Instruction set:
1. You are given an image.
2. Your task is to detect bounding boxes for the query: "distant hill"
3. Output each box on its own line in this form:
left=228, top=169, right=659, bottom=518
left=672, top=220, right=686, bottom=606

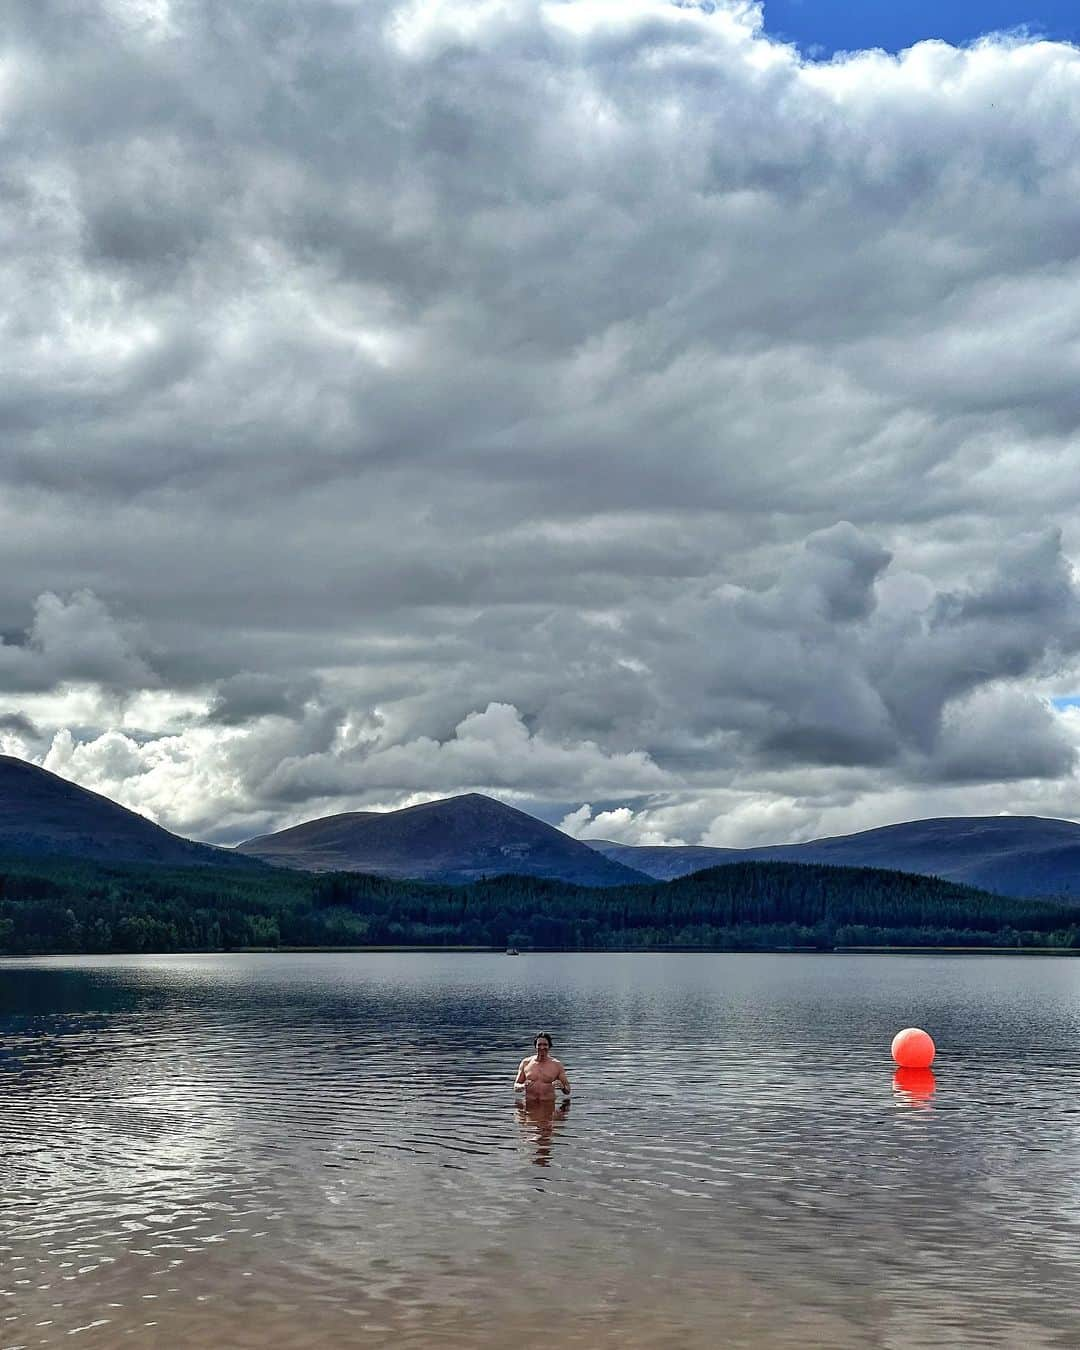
left=589, top=842, right=744, bottom=881
left=0, top=753, right=259, bottom=869
left=236, top=792, right=649, bottom=887
left=588, top=815, right=1080, bottom=899
left=3, top=851, right=1077, bottom=955
left=8, top=745, right=1076, bottom=900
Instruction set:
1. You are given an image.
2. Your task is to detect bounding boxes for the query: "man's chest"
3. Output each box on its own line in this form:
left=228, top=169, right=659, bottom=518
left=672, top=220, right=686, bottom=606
left=527, top=1059, right=559, bottom=1081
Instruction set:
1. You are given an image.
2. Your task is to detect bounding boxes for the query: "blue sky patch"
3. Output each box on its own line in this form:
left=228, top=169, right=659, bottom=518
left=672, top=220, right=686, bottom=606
left=761, top=0, right=1080, bottom=58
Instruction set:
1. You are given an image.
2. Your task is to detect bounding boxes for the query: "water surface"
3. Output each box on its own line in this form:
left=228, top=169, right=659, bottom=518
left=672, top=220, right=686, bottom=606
left=2, top=952, right=1080, bottom=1347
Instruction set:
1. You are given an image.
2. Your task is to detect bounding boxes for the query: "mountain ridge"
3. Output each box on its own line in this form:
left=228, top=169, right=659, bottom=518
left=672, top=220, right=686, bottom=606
left=0, top=753, right=261, bottom=870
left=4, top=747, right=1079, bottom=898
left=236, top=792, right=649, bottom=887
left=587, top=814, right=1080, bottom=898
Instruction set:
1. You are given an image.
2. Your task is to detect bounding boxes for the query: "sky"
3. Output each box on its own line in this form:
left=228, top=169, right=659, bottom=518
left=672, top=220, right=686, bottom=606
left=2, top=0, right=1080, bottom=850
left=761, top=0, right=1080, bottom=57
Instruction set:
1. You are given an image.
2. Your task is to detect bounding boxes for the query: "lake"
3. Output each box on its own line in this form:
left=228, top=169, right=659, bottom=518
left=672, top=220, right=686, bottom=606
left=2, top=951, right=1080, bottom=1348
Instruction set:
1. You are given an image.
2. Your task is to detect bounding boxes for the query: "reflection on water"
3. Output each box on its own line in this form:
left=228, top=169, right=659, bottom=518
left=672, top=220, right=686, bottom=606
left=2, top=951, right=1080, bottom=1347
left=515, top=1098, right=570, bottom=1166
left=892, top=1066, right=937, bottom=1105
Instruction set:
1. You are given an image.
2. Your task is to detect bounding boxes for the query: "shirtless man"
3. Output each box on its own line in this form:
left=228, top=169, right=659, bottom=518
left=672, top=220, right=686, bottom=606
left=514, top=1032, right=570, bottom=1102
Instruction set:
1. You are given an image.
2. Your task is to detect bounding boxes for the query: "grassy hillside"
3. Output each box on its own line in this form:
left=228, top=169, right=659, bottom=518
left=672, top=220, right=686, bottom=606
left=0, top=854, right=1077, bottom=954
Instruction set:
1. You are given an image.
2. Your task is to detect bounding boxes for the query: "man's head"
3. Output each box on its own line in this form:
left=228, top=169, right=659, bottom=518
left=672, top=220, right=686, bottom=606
left=533, top=1032, right=553, bottom=1059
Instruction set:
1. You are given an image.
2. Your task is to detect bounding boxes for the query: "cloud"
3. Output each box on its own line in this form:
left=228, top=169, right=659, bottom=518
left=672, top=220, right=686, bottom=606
left=29, top=701, right=668, bottom=842
left=0, top=710, right=43, bottom=760
left=3, top=1, right=1080, bottom=844
left=259, top=701, right=671, bottom=802
left=0, top=592, right=157, bottom=693
left=6, top=520, right=1080, bottom=847
left=559, top=803, right=688, bottom=846
left=925, top=689, right=1076, bottom=784
left=0, top=712, right=38, bottom=738
left=206, top=673, right=321, bottom=726
left=41, top=723, right=260, bottom=840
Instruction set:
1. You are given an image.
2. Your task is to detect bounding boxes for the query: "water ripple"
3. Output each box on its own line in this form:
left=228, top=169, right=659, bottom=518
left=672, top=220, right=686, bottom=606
left=2, top=952, right=1080, bottom=1347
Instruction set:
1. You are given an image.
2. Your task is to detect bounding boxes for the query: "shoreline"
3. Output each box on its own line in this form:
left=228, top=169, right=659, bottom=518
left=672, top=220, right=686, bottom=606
left=2, top=944, right=1078, bottom=958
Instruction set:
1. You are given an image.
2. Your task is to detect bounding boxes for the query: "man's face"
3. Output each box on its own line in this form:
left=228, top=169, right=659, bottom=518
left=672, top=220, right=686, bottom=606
left=535, top=1038, right=551, bottom=1060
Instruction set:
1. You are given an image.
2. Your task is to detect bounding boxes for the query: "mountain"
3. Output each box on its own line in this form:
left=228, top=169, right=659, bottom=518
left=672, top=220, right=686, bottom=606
left=0, top=753, right=260, bottom=869
left=10, top=745, right=1074, bottom=898
left=588, top=815, right=1080, bottom=899
left=235, top=792, right=650, bottom=886
left=589, top=842, right=745, bottom=881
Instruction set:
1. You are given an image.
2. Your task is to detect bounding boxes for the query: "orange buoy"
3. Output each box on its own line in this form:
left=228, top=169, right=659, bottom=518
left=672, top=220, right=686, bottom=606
left=891, top=1026, right=936, bottom=1069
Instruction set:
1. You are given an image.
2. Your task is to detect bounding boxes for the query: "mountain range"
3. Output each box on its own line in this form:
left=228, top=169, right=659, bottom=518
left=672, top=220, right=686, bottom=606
left=0, top=753, right=259, bottom=870
left=590, top=816, right=1080, bottom=898
left=2, top=751, right=1080, bottom=897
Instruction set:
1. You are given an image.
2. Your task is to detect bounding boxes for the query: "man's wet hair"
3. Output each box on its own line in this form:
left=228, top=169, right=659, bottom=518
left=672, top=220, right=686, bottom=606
left=534, top=1031, right=553, bottom=1048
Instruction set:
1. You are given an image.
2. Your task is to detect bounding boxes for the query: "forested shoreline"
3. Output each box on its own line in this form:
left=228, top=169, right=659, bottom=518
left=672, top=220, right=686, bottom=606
left=1, top=853, right=1078, bottom=955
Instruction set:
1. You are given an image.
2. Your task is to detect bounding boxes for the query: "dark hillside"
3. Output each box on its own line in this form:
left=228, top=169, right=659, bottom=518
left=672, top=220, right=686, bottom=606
left=236, top=792, right=648, bottom=887
left=1, top=853, right=1075, bottom=955
left=0, top=754, right=260, bottom=870
left=591, top=815, right=1080, bottom=899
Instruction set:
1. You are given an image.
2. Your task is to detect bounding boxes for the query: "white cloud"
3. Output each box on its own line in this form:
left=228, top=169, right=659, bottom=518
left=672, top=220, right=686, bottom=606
left=41, top=723, right=257, bottom=839
left=559, top=803, right=687, bottom=846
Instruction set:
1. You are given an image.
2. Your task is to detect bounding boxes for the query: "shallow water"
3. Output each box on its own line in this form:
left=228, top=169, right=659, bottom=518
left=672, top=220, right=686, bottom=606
left=2, top=951, right=1080, bottom=1348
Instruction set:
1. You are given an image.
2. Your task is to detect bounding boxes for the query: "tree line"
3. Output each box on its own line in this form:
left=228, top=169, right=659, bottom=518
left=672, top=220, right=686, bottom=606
left=1, top=853, right=1077, bottom=955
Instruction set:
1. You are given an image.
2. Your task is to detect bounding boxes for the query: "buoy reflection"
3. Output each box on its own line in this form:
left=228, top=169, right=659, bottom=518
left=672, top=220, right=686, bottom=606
left=892, top=1066, right=936, bottom=1105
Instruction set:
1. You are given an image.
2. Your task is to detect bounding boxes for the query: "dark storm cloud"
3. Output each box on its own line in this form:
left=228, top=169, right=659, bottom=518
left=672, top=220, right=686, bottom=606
left=599, top=525, right=1080, bottom=777
left=3, top=0, right=1080, bottom=841
left=0, top=712, right=38, bottom=738
left=206, top=674, right=321, bottom=726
